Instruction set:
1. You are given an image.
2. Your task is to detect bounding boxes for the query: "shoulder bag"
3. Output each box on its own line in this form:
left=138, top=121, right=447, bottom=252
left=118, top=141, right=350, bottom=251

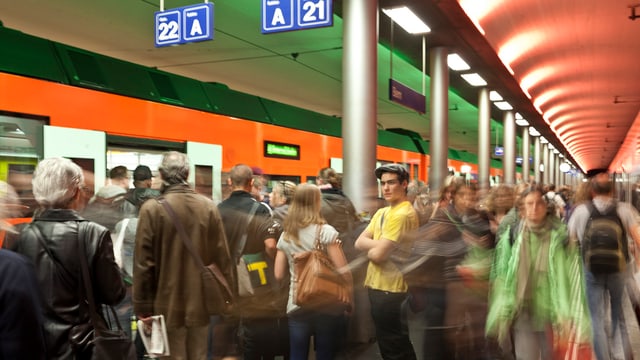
left=158, top=198, right=234, bottom=315
left=76, top=221, right=137, bottom=360
left=294, top=225, right=350, bottom=313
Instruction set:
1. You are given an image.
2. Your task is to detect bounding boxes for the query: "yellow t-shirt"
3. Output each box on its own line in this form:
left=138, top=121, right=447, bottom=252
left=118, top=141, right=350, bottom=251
left=363, top=201, right=418, bottom=293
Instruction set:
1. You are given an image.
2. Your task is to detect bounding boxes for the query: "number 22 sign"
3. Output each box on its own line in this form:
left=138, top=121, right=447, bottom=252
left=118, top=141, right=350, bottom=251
left=155, top=3, right=214, bottom=47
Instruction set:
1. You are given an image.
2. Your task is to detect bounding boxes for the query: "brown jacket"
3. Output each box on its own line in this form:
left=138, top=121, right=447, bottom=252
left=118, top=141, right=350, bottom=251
left=133, top=184, right=232, bottom=327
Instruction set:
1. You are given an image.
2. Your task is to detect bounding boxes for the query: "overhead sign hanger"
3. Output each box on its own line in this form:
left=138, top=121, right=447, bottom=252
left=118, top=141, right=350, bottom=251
left=155, top=0, right=214, bottom=47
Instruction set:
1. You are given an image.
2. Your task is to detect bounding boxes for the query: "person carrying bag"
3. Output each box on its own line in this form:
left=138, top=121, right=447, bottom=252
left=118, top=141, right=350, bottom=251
left=274, top=183, right=353, bottom=360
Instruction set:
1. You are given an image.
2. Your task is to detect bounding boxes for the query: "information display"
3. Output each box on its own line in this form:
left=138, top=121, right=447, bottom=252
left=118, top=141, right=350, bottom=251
left=264, top=141, right=300, bottom=160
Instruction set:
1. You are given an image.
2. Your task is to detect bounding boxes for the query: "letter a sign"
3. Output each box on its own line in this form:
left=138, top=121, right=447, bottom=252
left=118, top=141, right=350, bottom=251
left=262, top=0, right=332, bottom=34
left=155, top=3, right=214, bottom=47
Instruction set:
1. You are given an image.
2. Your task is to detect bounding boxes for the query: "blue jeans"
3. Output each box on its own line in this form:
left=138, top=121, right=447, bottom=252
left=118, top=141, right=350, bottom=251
left=288, top=310, right=345, bottom=360
left=584, top=270, right=628, bottom=360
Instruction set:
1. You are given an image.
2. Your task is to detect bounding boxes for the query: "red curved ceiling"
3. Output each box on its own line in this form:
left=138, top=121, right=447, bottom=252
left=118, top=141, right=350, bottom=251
left=459, top=0, right=640, bottom=173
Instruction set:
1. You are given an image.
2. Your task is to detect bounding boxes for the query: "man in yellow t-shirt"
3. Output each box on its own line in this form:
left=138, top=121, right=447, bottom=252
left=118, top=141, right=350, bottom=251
left=355, top=164, right=418, bottom=360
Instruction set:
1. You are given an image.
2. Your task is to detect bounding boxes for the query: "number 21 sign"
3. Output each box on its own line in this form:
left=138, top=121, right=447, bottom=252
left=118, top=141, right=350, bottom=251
left=262, top=0, right=333, bottom=34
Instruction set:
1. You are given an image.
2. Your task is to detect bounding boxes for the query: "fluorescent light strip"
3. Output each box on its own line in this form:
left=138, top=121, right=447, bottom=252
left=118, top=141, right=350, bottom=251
left=515, top=119, right=529, bottom=126
left=515, top=112, right=523, bottom=119
left=494, top=101, right=513, bottom=110
left=447, top=54, right=470, bottom=71
left=489, top=91, right=503, bottom=101
left=461, top=73, right=487, bottom=86
left=382, top=7, right=431, bottom=34
left=529, top=127, right=540, bottom=136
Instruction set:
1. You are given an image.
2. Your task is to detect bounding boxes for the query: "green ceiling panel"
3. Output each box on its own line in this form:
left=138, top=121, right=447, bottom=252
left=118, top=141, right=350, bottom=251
left=263, top=98, right=341, bottom=137
left=378, top=130, right=420, bottom=153
left=202, top=83, right=271, bottom=124
left=0, top=27, right=66, bottom=83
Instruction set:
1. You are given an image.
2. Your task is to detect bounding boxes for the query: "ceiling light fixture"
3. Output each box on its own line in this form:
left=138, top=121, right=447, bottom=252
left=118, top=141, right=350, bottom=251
left=540, top=137, right=549, bottom=144
left=460, top=73, right=487, bottom=86
left=489, top=91, right=503, bottom=101
left=529, top=127, right=540, bottom=136
left=494, top=101, right=513, bottom=110
left=515, top=119, right=529, bottom=126
left=447, top=53, right=470, bottom=71
left=382, top=7, right=431, bottom=34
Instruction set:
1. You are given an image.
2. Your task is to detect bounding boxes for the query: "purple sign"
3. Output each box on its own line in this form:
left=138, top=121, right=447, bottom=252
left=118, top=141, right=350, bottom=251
left=389, top=79, right=426, bottom=114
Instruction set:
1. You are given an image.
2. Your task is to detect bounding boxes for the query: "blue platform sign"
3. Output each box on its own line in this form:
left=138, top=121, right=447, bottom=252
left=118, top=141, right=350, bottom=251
left=262, top=0, right=332, bottom=34
left=494, top=146, right=504, bottom=157
left=155, top=3, right=214, bottom=47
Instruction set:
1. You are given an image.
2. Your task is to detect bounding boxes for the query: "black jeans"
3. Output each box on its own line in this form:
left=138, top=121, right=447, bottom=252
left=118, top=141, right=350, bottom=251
left=240, top=317, right=289, bottom=360
left=367, top=288, right=416, bottom=360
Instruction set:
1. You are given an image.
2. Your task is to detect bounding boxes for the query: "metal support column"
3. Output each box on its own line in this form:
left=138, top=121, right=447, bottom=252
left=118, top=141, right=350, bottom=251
left=478, top=88, right=491, bottom=191
left=503, top=111, right=516, bottom=185
left=522, top=127, right=530, bottom=184
left=428, top=47, right=449, bottom=200
left=342, top=0, right=378, bottom=215
left=543, top=143, right=550, bottom=185
left=534, top=136, right=541, bottom=184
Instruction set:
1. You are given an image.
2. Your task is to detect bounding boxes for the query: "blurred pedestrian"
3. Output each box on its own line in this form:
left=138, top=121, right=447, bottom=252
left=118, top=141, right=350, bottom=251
left=487, top=185, right=590, bottom=359
left=0, top=180, right=46, bottom=359
left=568, top=172, right=640, bottom=359
left=13, top=158, right=126, bottom=359
left=215, top=164, right=286, bottom=360
left=134, top=151, right=232, bottom=359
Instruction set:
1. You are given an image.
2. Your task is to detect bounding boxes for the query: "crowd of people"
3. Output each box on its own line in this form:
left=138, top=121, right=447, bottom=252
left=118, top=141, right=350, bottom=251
left=2, top=153, right=640, bottom=360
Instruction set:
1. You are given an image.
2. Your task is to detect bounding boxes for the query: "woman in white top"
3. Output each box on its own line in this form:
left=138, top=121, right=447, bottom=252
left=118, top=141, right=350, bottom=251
left=274, top=183, right=353, bottom=360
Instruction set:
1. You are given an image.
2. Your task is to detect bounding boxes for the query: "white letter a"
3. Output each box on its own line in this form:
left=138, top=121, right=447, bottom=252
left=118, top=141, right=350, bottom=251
left=271, top=8, right=285, bottom=26
left=190, top=20, right=203, bottom=36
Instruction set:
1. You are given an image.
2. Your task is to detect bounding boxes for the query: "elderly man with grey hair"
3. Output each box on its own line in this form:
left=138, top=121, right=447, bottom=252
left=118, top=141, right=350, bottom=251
left=133, top=151, right=233, bottom=359
left=13, top=157, right=126, bottom=359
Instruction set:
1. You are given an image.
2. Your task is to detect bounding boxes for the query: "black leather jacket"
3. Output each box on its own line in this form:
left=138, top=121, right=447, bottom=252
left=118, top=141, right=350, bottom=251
left=14, top=209, right=125, bottom=359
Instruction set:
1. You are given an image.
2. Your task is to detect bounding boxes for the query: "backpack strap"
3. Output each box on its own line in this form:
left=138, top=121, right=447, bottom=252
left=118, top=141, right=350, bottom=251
left=233, top=202, right=260, bottom=262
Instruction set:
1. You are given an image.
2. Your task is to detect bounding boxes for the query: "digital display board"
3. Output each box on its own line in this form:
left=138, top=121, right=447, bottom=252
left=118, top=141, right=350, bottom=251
left=264, top=141, right=300, bottom=160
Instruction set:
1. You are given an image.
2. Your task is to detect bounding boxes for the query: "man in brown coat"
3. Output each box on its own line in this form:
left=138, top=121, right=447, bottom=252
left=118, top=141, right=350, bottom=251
left=133, top=151, right=233, bottom=359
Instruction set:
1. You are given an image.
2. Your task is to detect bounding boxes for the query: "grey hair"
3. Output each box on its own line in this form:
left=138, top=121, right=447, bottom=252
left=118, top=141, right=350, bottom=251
left=159, top=151, right=190, bottom=185
left=32, top=157, right=84, bottom=208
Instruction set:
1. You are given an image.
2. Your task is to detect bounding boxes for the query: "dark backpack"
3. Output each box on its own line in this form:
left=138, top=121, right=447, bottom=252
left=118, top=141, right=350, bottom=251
left=320, top=193, right=364, bottom=261
left=583, top=202, right=628, bottom=274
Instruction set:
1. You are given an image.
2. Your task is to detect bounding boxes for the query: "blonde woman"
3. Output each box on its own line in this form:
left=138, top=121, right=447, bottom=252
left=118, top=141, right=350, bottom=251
left=274, top=183, right=353, bottom=360
left=270, top=180, right=296, bottom=225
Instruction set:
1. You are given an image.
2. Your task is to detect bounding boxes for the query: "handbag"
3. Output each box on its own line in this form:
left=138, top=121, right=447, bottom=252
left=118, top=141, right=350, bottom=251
left=76, top=221, right=137, bottom=360
left=294, top=225, right=350, bottom=313
left=158, top=198, right=234, bottom=315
